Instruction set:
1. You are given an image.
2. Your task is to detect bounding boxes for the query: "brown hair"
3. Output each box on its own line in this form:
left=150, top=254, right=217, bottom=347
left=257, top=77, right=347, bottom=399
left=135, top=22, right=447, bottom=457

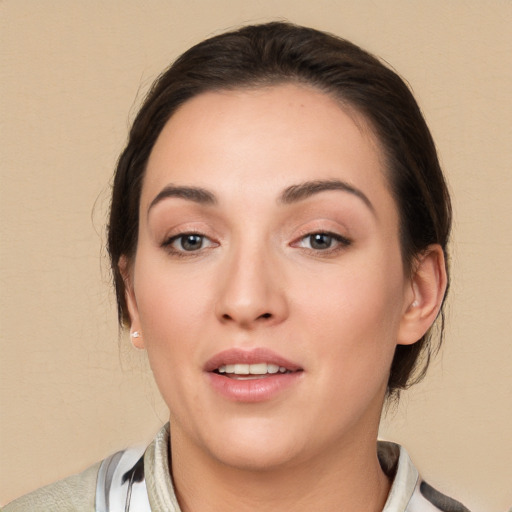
left=108, top=22, right=451, bottom=396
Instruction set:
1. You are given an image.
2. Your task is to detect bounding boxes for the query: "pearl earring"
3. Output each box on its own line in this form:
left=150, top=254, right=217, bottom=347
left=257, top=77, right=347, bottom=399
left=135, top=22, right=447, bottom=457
left=130, top=331, right=144, bottom=350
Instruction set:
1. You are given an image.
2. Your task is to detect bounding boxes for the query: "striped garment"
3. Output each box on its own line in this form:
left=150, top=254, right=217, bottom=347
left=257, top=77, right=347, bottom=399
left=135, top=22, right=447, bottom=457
left=3, top=423, right=470, bottom=511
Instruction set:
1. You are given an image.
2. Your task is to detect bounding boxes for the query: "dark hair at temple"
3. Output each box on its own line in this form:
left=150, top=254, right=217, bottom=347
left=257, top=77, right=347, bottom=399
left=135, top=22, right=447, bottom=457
left=107, top=22, right=451, bottom=397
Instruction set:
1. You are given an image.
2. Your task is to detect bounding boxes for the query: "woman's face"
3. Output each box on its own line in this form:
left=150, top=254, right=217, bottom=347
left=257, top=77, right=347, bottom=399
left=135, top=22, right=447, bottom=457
left=126, top=84, right=417, bottom=470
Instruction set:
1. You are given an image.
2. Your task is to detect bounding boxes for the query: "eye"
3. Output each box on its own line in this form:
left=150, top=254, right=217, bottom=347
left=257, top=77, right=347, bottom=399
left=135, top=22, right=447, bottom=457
left=295, top=232, right=351, bottom=252
left=164, top=233, right=215, bottom=253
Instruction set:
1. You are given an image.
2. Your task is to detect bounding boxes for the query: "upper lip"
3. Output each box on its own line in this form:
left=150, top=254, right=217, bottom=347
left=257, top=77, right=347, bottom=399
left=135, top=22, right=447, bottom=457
left=204, top=348, right=302, bottom=373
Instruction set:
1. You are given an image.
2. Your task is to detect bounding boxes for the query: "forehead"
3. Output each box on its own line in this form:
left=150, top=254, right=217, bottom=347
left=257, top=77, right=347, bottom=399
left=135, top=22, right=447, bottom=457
left=142, top=84, right=394, bottom=216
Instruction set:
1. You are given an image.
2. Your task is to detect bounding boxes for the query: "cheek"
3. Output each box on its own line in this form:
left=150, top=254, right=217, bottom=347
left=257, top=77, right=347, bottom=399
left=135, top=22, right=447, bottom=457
left=133, top=256, right=213, bottom=361
left=133, top=264, right=211, bottom=416
left=296, top=256, right=406, bottom=375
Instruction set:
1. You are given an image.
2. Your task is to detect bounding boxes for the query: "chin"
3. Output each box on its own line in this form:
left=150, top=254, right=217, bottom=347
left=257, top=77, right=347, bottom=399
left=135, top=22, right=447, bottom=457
left=199, top=417, right=309, bottom=472
left=211, top=439, right=301, bottom=472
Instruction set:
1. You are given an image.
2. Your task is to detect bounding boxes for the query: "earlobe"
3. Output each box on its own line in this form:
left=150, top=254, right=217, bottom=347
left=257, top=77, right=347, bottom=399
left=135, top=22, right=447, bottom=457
left=119, top=256, right=145, bottom=349
left=397, top=244, right=447, bottom=346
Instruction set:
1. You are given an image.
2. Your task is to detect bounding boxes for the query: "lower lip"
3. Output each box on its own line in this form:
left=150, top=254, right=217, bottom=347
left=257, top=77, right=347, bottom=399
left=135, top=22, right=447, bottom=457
left=207, top=371, right=302, bottom=402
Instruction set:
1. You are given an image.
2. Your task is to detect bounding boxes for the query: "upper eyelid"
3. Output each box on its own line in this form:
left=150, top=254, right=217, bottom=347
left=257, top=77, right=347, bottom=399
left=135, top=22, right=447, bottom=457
left=163, top=232, right=216, bottom=246
left=163, top=229, right=207, bottom=240
left=160, top=223, right=220, bottom=242
left=157, top=219, right=352, bottom=245
left=291, top=224, right=351, bottom=241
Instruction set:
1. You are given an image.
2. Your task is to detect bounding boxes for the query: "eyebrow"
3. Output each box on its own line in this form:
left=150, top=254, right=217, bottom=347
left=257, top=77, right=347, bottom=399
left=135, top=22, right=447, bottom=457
left=148, top=185, right=217, bottom=213
left=148, top=179, right=374, bottom=215
left=279, top=179, right=375, bottom=213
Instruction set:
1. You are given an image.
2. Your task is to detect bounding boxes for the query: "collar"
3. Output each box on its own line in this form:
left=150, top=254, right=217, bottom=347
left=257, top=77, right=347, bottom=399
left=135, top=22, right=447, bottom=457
left=143, top=424, right=419, bottom=512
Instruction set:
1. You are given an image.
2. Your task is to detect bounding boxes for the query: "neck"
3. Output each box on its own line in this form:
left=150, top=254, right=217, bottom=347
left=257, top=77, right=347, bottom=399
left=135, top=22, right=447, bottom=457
left=169, top=424, right=390, bottom=512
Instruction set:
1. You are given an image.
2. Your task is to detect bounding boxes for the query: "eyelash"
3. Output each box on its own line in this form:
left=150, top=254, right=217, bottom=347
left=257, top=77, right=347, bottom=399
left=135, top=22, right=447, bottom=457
left=292, top=231, right=352, bottom=255
left=161, top=231, right=351, bottom=258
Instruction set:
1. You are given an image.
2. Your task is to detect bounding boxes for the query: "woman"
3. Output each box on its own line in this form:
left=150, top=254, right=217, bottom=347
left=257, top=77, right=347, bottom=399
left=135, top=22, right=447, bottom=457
left=5, top=22, right=469, bottom=511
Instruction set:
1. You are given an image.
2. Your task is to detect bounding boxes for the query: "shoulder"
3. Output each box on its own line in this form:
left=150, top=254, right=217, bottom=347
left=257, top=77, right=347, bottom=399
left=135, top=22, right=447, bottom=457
left=2, top=461, right=100, bottom=512
left=3, top=431, right=159, bottom=512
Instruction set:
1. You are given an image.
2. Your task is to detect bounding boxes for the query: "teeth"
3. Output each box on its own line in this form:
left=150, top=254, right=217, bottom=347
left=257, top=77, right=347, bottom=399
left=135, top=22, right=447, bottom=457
left=235, top=363, right=250, bottom=374
left=217, top=363, right=288, bottom=375
left=267, top=364, right=279, bottom=374
left=249, top=363, right=266, bottom=374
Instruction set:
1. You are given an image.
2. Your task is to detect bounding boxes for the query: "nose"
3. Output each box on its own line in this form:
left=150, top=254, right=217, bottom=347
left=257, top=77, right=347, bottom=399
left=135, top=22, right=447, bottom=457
left=214, top=245, right=289, bottom=329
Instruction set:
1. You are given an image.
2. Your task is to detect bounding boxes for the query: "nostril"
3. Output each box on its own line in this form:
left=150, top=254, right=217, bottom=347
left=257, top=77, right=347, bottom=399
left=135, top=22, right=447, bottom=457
left=218, top=311, right=275, bottom=324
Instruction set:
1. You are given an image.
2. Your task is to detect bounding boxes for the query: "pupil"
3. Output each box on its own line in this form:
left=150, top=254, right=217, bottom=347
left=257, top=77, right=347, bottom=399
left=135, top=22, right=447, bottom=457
left=311, top=233, right=331, bottom=250
left=182, top=234, right=202, bottom=251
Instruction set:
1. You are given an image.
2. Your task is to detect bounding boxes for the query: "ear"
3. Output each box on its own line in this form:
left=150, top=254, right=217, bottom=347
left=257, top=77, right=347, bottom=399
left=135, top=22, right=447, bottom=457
left=397, top=244, right=447, bottom=346
left=119, top=255, right=145, bottom=349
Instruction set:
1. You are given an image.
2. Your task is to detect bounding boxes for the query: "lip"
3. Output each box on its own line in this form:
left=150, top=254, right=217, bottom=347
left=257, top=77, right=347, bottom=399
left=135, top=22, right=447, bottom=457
left=204, top=347, right=302, bottom=372
left=204, top=348, right=303, bottom=403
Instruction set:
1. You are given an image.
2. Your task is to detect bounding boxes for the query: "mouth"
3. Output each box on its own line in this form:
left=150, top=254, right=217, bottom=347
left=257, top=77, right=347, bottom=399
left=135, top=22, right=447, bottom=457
left=214, top=362, right=295, bottom=380
left=204, top=348, right=303, bottom=401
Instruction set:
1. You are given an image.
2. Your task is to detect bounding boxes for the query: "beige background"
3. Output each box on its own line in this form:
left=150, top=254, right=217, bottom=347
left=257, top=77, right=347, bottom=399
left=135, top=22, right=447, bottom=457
left=1, top=1, right=511, bottom=510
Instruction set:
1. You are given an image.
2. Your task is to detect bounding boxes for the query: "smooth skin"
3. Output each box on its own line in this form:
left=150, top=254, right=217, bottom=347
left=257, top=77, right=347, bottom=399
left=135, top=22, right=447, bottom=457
left=121, top=84, right=447, bottom=512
